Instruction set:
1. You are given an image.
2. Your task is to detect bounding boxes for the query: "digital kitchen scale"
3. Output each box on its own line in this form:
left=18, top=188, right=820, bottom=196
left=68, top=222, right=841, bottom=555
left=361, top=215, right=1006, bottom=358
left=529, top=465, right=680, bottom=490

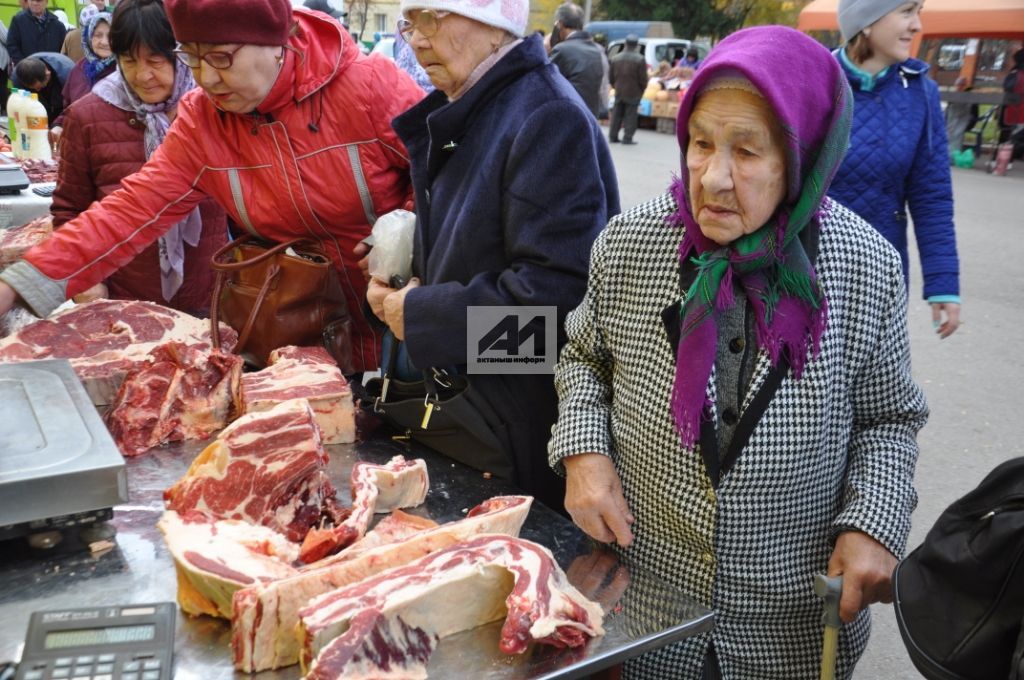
left=16, top=602, right=175, bottom=680
left=0, top=359, right=127, bottom=543
left=0, top=154, right=30, bottom=195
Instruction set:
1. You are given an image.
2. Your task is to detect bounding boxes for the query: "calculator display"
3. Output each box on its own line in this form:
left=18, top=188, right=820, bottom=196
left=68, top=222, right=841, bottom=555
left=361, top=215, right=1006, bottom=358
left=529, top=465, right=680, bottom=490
left=43, top=623, right=156, bottom=649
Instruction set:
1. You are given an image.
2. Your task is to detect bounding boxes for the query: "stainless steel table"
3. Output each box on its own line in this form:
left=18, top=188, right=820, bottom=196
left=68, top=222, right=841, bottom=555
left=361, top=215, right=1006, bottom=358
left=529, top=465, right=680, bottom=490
left=0, top=417, right=713, bottom=679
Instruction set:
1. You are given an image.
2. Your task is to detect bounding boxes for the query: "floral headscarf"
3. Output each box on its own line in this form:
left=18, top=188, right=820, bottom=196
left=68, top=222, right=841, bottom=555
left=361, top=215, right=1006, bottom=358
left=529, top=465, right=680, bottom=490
left=666, top=25, right=853, bottom=447
left=81, top=11, right=115, bottom=84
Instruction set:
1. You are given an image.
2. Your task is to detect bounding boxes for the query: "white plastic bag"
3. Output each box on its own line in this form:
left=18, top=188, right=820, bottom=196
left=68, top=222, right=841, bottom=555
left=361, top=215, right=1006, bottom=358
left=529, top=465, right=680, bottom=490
left=366, top=209, right=416, bottom=286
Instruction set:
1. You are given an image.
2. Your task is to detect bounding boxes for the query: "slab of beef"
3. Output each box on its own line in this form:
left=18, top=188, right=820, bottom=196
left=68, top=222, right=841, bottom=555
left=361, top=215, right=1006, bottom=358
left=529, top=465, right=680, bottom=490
left=105, top=342, right=242, bottom=457
left=242, top=345, right=355, bottom=445
left=299, top=456, right=430, bottom=563
left=0, top=299, right=238, bottom=404
left=231, top=495, right=533, bottom=673
left=298, top=534, right=605, bottom=679
left=20, top=158, right=59, bottom=183
left=158, top=510, right=301, bottom=618
left=0, top=215, right=52, bottom=267
left=163, top=398, right=344, bottom=543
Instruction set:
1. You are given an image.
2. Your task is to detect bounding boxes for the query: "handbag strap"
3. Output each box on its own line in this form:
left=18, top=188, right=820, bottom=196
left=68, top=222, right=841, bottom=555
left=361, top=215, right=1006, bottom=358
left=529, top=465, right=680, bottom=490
left=210, top=234, right=312, bottom=273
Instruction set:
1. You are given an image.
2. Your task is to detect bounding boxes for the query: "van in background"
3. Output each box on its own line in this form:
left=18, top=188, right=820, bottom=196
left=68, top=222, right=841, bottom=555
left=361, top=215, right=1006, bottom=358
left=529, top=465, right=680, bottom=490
left=607, top=38, right=711, bottom=72
left=584, top=20, right=674, bottom=43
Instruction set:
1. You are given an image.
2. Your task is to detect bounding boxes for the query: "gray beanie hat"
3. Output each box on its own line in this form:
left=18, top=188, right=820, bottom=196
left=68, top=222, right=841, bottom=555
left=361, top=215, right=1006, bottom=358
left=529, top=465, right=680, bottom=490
left=838, top=0, right=907, bottom=42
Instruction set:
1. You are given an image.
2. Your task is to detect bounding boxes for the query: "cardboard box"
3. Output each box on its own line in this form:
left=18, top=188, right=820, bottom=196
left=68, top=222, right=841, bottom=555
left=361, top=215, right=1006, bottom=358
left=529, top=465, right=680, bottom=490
left=666, top=102, right=680, bottom=119
left=651, top=101, right=673, bottom=118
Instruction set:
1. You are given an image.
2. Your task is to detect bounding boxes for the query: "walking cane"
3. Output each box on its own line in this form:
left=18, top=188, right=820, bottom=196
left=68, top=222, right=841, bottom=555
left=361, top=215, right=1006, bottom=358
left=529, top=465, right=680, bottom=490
left=814, top=574, right=843, bottom=680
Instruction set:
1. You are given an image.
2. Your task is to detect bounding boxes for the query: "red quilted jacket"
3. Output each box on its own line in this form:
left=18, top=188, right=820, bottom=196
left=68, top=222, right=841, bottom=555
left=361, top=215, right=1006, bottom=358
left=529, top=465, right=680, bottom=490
left=22, top=8, right=423, bottom=371
left=52, top=92, right=228, bottom=315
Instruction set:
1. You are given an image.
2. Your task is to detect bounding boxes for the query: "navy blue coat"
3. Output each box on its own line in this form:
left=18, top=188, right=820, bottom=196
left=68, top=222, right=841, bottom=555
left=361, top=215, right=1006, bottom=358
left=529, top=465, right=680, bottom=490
left=6, top=10, right=67, bottom=65
left=392, top=34, right=619, bottom=509
left=829, top=56, right=959, bottom=299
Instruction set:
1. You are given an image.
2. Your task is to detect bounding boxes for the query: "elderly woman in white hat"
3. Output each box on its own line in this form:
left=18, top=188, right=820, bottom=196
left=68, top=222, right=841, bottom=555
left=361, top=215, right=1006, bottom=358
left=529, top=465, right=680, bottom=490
left=366, top=0, right=619, bottom=512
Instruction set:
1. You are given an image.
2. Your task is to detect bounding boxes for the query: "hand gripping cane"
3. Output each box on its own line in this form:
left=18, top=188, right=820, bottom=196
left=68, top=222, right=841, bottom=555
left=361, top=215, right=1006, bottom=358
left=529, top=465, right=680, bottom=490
left=814, top=574, right=843, bottom=680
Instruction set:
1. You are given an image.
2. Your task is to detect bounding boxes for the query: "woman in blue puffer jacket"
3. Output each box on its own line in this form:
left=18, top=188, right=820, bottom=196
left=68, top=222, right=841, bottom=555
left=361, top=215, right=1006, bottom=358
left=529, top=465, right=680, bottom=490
left=830, top=0, right=961, bottom=338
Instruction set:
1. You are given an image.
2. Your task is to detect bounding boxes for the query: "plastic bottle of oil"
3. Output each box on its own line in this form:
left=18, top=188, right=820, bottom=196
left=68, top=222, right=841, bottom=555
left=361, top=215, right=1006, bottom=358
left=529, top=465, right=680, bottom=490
left=22, top=93, right=52, bottom=162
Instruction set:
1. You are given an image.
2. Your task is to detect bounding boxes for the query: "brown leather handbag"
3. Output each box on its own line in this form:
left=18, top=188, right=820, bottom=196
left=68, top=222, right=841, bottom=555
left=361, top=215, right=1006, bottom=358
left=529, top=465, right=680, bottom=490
left=210, top=235, right=353, bottom=371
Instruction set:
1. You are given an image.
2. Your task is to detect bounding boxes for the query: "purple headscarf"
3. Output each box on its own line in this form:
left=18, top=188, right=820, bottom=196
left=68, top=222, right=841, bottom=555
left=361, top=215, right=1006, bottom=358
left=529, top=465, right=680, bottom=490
left=93, top=60, right=201, bottom=302
left=666, top=25, right=853, bottom=446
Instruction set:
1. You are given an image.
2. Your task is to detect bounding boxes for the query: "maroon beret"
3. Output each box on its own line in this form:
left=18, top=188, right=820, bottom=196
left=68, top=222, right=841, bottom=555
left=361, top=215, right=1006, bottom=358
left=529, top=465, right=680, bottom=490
left=165, top=0, right=292, bottom=46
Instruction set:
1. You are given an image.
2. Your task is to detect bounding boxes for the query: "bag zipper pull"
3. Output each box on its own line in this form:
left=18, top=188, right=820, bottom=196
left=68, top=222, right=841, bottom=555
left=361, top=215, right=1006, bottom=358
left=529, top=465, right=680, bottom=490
left=421, top=370, right=440, bottom=429
left=421, top=396, right=437, bottom=429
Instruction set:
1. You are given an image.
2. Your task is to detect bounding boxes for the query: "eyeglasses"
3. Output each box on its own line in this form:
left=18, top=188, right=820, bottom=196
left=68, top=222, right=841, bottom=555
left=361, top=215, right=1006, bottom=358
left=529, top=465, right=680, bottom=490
left=173, top=43, right=245, bottom=70
left=397, top=10, right=449, bottom=42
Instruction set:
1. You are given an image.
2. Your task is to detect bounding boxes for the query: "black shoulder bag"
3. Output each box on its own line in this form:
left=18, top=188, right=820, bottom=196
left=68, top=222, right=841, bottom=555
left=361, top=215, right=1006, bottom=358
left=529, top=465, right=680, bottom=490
left=363, top=336, right=515, bottom=481
left=893, top=456, right=1024, bottom=680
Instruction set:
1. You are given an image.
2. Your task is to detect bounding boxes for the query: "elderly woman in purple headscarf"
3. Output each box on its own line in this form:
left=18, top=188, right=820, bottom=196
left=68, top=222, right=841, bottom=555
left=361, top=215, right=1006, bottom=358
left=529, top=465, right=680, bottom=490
left=550, top=25, right=928, bottom=679
left=50, top=0, right=226, bottom=314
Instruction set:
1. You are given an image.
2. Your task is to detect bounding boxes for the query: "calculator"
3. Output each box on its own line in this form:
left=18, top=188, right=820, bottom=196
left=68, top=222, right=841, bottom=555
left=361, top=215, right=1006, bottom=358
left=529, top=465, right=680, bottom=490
left=15, top=603, right=175, bottom=680
left=31, top=184, right=56, bottom=197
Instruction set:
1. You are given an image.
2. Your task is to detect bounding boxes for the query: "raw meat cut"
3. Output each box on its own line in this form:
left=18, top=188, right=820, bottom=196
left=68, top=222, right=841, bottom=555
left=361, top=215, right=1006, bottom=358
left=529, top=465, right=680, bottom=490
left=231, top=495, right=533, bottom=673
left=298, top=534, right=605, bottom=679
left=105, top=342, right=242, bottom=457
left=242, top=345, right=355, bottom=445
left=0, top=299, right=237, bottom=404
left=0, top=215, right=52, bottom=266
left=163, top=398, right=345, bottom=543
left=299, top=456, right=430, bottom=563
left=158, top=510, right=300, bottom=618
left=19, top=158, right=58, bottom=184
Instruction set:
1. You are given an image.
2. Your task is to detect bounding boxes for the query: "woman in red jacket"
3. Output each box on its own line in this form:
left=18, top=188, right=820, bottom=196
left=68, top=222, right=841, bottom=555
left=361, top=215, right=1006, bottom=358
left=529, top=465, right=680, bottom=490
left=51, top=0, right=227, bottom=316
left=0, top=0, right=422, bottom=373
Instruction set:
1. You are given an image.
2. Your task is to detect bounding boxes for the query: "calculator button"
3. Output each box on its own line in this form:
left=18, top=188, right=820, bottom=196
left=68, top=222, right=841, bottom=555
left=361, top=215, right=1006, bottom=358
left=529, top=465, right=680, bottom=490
left=71, top=676, right=91, bottom=680
left=121, top=673, right=139, bottom=680
left=94, top=675, right=113, bottom=680
left=141, top=672, right=161, bottom=680
left=142, top=660, right=160, bottom=670
left=75, top=656, right=95, bottom=664
left=51, top=669, right=71, bottom=678
left=54, top=658, right=73, bottom=667
left=123, top=661, right=141, bottom=671
left=72, top=666, right=93, bottom=676
left=96, top=663, right=114, bottom=673
left=22, top=670, right=43, bottom=680
left=97, top=653, right=116, bottom=663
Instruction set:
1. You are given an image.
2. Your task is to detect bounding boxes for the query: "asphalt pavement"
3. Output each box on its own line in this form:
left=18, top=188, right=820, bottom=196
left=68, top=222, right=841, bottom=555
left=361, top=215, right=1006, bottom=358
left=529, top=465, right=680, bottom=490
left=602, top=125, right=1024, bottom=679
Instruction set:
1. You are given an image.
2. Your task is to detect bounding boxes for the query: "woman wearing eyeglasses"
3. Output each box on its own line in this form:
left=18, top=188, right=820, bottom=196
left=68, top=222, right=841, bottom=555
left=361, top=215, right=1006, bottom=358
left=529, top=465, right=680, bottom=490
left=0, top=0, right=424, bottom=375
left=366, top=0, right=619, bottom=511
left=48, top=0, right=227, bottom=315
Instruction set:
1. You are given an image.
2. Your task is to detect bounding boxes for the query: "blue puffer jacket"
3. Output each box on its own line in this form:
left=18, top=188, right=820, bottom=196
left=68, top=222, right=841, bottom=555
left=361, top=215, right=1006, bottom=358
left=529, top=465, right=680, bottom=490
left=829, top=55, right=959, bottom=299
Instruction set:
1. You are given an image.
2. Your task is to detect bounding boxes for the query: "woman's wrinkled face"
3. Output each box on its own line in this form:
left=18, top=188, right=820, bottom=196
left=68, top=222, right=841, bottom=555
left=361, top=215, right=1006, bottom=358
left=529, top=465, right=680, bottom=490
left=406, top=11, right=503, bottom=97
left=119, top=45, right=176, bottom=104
left=178, top=43, right=282, bottom=114
left=686, top=88, right=787, bottom=246
left=867, top=1, right=923, bottom=65
left=91, top=21, right=112, bottom=60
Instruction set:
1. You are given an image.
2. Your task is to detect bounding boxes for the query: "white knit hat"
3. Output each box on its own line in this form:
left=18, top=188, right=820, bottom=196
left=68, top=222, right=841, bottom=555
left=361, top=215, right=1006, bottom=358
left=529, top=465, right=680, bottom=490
left=400, top=0, right=529, bottom=38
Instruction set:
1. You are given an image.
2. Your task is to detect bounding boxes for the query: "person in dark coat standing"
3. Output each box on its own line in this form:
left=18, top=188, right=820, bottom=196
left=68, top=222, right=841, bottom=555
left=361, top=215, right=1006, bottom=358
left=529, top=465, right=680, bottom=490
left=370, top=0, right=619, bottom=512
left=7, top=0, right=68, bottom=66
left=548, top=2, right=604, bottom=117
left=608, top=33, right=647, bottom=145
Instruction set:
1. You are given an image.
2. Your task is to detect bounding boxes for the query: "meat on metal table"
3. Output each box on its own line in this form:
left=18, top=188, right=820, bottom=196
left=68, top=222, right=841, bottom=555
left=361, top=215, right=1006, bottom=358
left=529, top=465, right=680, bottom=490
left=0, top=422, right=713, bottom=679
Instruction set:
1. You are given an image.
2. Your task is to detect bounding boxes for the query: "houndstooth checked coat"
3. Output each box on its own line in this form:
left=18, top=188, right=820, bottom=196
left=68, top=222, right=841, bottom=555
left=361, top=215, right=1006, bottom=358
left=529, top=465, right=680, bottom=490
left=549, top=193, right=929, bottom=679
